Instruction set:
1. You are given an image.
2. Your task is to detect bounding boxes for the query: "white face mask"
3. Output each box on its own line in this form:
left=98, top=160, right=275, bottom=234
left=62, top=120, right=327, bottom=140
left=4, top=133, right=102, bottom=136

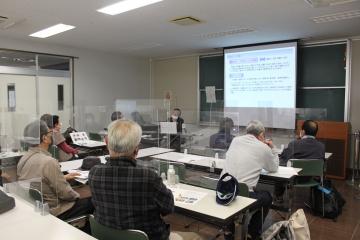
left=171, top=115, right=178, bottom=120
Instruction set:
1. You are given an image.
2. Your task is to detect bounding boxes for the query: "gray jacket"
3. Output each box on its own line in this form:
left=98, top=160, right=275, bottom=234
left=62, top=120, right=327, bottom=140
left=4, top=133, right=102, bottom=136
left=17, top=147, right=79, bottom=216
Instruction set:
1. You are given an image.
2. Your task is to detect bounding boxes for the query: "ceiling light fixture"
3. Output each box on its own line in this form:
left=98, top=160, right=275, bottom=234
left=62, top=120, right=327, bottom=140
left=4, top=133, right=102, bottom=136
left=29, top=24, right=75, bottom=38
left=97, top=0, right=163, bottom=15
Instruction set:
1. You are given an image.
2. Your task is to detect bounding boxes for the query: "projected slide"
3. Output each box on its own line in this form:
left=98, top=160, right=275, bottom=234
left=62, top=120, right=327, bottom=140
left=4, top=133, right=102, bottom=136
left=224, top=42, right=297, bottom=129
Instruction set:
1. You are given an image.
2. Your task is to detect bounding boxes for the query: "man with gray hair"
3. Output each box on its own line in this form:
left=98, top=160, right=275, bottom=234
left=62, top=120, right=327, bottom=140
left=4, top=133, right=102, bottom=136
left=222, top=120, right=279, bottom=240
left=88, top=120, right=202, bottom=240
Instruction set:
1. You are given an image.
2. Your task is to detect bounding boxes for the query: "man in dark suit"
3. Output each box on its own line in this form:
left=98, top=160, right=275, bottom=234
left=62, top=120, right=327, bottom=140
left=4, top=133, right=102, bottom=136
left=279, top=120, right=325, bottom=165
left=209, top=117, right=235, bottom=149
left=275, top=120, right=325, bottom=202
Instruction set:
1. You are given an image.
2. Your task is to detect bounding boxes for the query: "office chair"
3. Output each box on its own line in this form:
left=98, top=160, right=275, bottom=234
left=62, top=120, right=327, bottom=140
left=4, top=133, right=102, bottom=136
left=89, top=215, right=149, bottom=240
left=289, top=159, right=324, bottom=216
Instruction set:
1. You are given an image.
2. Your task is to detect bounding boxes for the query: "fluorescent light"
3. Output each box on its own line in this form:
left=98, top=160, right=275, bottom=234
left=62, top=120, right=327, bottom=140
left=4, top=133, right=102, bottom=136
left=97, top=0, right=163, bottom=15
left=29, top=24, right=75, bottom=38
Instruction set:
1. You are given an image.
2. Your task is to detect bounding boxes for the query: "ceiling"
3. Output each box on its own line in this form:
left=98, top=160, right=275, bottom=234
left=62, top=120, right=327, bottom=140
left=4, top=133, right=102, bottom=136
left=0, top=0, right=360, bottom=58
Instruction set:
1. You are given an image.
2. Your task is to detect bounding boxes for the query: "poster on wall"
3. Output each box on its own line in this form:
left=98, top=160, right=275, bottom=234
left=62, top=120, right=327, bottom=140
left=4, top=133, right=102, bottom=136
left=205, top=86, right=216, bottom=103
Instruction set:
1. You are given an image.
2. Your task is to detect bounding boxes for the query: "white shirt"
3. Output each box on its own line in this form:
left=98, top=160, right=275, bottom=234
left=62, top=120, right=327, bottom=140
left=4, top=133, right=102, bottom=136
left=221, top=134, right=279, bottom=191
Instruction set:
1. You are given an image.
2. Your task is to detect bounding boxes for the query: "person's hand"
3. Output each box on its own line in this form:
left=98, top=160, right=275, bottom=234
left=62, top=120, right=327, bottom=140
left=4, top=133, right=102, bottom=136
left=264, top=138, right=274, bottom=149
left=65, top=172, right=80, bottom=181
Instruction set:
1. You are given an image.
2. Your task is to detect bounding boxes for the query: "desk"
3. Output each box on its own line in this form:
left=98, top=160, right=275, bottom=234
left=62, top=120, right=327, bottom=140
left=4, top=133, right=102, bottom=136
left=151, top=152, right=224, bottom=169
left=152, top=152, right=301, bottom=214
left=167, top=182, right=255, bottom=227
left=60, top=147, right=175, bottom=172
left=0, top=188, right=95, bottom=239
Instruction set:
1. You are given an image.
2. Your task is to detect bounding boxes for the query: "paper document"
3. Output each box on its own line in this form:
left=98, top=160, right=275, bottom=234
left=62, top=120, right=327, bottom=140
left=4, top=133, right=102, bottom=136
left=261, top=166, right=299, bottom=176
left=205, top=86, right=217, bottom=103
left=68, top=169, right=89, bottom=179
left=168, top=187, right=207, bottom=205
left=160, top=122, right=177, bottom=134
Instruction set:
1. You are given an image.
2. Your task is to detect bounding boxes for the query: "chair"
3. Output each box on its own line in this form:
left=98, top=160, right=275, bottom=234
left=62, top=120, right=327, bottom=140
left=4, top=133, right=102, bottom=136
left=48, top=145, right=60, bottom=160
left=237, top=182, right=263, bottom=240
left=89, top=215, right=149, bottom=240
left=289, top=159, right=324, bottom=215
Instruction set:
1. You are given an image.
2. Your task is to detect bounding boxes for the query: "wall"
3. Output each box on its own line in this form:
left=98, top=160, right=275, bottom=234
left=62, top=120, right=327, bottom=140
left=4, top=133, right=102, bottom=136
left=151, top=56, right=198, bottom=123
left=0, top=36, right=150, bottom=123
left=350, top=40, right=360, bottom=131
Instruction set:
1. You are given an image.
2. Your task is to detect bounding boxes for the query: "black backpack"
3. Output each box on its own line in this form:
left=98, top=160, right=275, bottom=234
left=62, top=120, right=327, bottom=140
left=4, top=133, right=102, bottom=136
left=0, top=189, right=15, bottom=214
left=311, top=180, right=345, bottom=221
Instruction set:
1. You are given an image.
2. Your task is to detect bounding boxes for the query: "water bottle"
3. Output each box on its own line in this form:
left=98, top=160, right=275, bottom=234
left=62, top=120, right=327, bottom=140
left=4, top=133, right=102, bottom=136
left=210, top=160, right=216, bottom=173
left=167, top=165, right=176, bottom=186
left=160, top=172, right=166, bottom=182
left=214, top=152, right=219, bottom=159
left=184, top=148, right=188, bottom=154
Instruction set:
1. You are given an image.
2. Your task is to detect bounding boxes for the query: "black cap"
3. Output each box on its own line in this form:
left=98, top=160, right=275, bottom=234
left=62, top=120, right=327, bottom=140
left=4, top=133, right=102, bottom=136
left=216, top=173, right=239, bottom=205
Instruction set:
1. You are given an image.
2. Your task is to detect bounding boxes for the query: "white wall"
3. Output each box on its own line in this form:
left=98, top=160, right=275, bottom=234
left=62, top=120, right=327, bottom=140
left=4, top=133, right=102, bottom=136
left=0, top=36, right=150, bottom=128
left=151, top=56, right=199, bottom=123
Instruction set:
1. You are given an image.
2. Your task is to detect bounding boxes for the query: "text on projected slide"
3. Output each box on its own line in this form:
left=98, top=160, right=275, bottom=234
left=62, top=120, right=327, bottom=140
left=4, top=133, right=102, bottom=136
left=225, top=47, right=296, bottom=108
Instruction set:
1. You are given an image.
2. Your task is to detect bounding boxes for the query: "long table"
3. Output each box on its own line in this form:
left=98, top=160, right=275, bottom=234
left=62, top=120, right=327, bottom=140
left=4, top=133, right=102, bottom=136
left=166, top=182, right=256, bottom=231
left=0, top=188, right=96, bottom=239
left=60, top=147, right=174, bottom=172
left=151, top=152, right=301, bottom=180
left=150, top=152, right=302, bottom=215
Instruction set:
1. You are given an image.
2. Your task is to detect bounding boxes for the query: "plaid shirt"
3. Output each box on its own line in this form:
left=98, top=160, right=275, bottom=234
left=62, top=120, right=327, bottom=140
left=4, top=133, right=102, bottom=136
left=88, top=156, right=174, bottom=240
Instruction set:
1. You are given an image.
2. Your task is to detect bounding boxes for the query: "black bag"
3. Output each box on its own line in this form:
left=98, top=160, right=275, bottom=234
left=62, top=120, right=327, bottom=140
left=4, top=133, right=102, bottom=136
left=63, top=126, right=77, bottom=144
left=311, top=180, right=345, bottom=221
left=80, top=156, right=101, bottom=170
left=0, top=189, right=15, bottom=214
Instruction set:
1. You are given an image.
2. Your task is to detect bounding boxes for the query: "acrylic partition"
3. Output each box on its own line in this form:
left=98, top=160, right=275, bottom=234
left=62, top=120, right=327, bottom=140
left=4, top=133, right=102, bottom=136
left=2, top=118, right=60, bottom=215
left=73, top=99, right=171, bottom=149
left=162, top=108, right=326, bottom=158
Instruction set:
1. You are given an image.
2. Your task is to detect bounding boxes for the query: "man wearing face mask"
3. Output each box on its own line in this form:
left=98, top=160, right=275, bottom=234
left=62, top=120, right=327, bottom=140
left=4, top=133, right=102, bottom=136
left=17, top=120, right=94, bottom=220
left=169, top=108, right=184, bottom=151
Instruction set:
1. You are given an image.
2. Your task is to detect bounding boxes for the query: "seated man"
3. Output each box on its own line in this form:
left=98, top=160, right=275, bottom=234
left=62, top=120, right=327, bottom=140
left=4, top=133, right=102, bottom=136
left=279, top=120, right=325, bottom=164
left=274, top=120, right=325, bottom=201
left=17, top=120, right=93, bottom=220
left=111, top=111, right=123, bottom=122
left=209, top=117, right=235, bottom=149
left=88, top=120, right=202, bottom=240
left=221, top=120, right=279, bottom=240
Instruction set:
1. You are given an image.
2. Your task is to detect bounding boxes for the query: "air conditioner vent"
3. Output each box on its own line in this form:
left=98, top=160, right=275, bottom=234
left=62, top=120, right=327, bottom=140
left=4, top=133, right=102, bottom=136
left=199, top=28, right=255, bottom=39
left=170, top=16, right=202, bottom=26
left=0, top=16, right=25, bottom=30
left=311, top=9, right=360, bottom=23
left=0, top=16, right=8, bottom=24
left=305, top=0, right=358, bottom=7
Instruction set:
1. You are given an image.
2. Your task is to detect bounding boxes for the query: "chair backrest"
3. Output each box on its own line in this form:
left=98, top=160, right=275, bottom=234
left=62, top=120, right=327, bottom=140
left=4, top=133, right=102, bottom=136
left=89, top=215, right=149, bottom=240
left=29, top=187, right=43, bottom=203
left=48, top=145, right=60, bottom=160
left=290, top=159, right=324, bottom=177
left=237, top=182, right=249, bottom=197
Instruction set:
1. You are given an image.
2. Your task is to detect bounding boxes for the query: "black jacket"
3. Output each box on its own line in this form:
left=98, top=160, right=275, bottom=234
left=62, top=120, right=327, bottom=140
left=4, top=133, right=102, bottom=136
left=279, top=137, right=325, bottom=165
